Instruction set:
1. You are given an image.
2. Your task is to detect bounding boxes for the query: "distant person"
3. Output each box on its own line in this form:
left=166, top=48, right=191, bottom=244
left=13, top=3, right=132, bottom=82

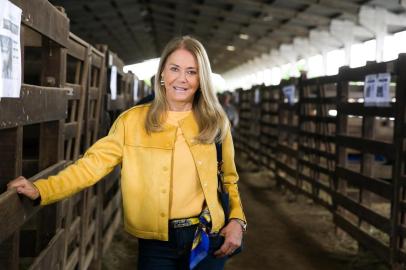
left=8, top=36, right=246, bottom=270
left=221, top=91, right=239, bottom=133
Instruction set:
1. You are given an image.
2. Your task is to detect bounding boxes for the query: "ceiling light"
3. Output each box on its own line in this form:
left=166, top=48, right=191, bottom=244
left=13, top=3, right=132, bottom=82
left=239, top=33, right=249, bottom=40
left=227, top=45, right=235, bottom=51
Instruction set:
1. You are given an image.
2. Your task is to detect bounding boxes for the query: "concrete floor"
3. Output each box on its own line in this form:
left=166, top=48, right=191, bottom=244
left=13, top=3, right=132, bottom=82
left=102, top=155, right=388, bottom=270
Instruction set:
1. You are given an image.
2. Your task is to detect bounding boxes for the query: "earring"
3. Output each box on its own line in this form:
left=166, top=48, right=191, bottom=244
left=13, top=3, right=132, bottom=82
left=160, top=77, right=165, bottom=86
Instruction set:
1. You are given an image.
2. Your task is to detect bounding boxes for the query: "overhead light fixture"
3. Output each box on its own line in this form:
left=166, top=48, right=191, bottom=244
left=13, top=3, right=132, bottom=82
left=239, top=33, right=249, bottom=40
left=226, top=45, right=235, bottom=51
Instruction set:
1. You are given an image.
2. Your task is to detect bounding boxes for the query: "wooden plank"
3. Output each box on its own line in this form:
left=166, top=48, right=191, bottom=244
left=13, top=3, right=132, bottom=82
left=0, top=161, right=67, bottom=242
left=279, top=103, right=299, bottom=111
left=338, top=103, right=395, bottom=117
left=29, top=229, right=65, bottom=270
left=64, top=83, right=81, bottom=100
left=41, top=38, right=66, bottom=87
left=0, top=127, right=22, bottom=192
left=299, top=131, right=335, bottom=142
left=0, top=233, right=19, bottom=270
left=339, top=60, right=396, bottom=81
left=300, top=97, right=336, bottom=104
left=102, top=210, right=121, bottom=255
left=64, top=122, right=78, bottom=140
left=334, top=214, right=390, bottom=263
left=10, top=0, right=69, bottom=47
left=73, top=45, right=90, bottom=160
left=275, top=160, right=296, bottom=178
left=89, top=88, right=99, bottom=100
left=301, top=115, right=336, bottom=123
left=66, top=248, right=79, bottom=270
left=336, top=166, right=392, bottom=199
left=299, top=145, right=335, bottom=160
left=106, top=95, right=126, bottom=111
left=299, top=159, right=332, bottom=176
left=277, top=144, right=297, bottom=158
left=91, top=48, right=104, bottom=68
left=278, top=124, right=299, bottom=134
left=67, top=34, right=88, bottom=61
left=336, top=135, right=395, bottom=159
left=334, top=193, right=390, bottom=233
left=0, top=85, right=68, bottom=129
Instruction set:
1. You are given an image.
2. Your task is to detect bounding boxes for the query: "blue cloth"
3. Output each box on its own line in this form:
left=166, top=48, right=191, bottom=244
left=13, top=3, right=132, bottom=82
left=137, top=224, right=226, bottom=270
left=189, top=208, right=212, bottom=269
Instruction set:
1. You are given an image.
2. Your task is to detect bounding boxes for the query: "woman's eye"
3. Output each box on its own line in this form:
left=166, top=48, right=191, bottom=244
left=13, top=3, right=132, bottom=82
left=188, top=70, right=197, bottom=75
left=170, top=67, right=179, bottom=72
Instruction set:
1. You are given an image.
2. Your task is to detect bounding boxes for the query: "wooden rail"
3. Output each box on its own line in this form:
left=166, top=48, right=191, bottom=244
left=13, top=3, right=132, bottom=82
left=234, top=54, right=406, bottom=269
left=0, top=1, right=136, bottom=269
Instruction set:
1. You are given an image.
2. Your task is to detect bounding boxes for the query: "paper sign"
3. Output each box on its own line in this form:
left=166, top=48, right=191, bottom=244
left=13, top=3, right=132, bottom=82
left=254, top=88, right=260, bottom=104
left=110, top=65, right=117, bottom=100
left=282, top=85, right=295, bottom=105
left=133, top=78, right=139, bottom=101
left=108, top=53, right=113, bottom=67
left=0, top=0, right=22, bottom=98
left=364, top=73, right=391, bottom=106
left=364, top=74, right=377, bottom=105
left=375, top=73, right=390, bottom=105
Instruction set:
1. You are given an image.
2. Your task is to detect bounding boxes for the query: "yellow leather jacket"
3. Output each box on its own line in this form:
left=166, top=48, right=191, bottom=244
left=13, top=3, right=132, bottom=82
left=34, top=104, right=246, bottom=240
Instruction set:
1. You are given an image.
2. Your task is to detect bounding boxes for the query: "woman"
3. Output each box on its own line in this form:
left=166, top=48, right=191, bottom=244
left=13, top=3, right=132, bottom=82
left=7, top=36, right=246, bottom=270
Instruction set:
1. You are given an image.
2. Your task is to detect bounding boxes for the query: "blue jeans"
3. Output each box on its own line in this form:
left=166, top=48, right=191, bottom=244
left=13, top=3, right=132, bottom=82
left=138, top=225, right=227, bottom=270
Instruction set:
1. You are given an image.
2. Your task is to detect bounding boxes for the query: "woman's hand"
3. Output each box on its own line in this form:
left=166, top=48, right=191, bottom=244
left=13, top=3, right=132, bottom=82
left=7, top=176, right=40, bottom=200
left=214, top=219, right=243, bottom=258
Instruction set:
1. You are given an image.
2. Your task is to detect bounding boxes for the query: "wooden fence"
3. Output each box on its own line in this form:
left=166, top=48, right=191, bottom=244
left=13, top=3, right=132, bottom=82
left=234, top=54, right=406, bottom=269
left=0, top=1, right=146, bottom=269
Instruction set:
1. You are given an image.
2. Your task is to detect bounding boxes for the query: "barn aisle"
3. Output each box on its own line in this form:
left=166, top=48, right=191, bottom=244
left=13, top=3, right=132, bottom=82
left=102, top=153, right=388, bottom=270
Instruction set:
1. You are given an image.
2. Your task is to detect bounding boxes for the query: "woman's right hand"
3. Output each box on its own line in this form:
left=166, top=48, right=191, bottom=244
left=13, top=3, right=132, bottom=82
left=7, top=176, right=40, bottom=200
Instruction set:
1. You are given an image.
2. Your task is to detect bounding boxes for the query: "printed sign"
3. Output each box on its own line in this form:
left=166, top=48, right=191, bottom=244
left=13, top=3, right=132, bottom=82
left=282, top=85, right=295, bottom=105
left=364, top=73, right=391, bottom=106
left=110, top=65, right=117, bottom=100
left=133, top=78, right=139, bottom=101
left=254, top=88, right=260, bottom=104
left=0, top=0, right=22, bottom=98
left=364, top=74, right=377, bottom=105
left=108, top=53, right=113, bottom=67
left=375, top=73, right=390, bottom=105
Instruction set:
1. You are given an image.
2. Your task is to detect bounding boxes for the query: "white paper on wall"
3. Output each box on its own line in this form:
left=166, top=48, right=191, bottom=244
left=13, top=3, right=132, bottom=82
left=110, top=65, right=117, bottom=100
left=0, top=0, right=22, bottom=98
left=133, top=78, right=139, bottom=101
left=282, top=85, right=295, bottom=105
left=363, top=74, right=377, bottom=106
left=108, top=53, right=113, bottom=67
left=254, top=88, right=260, bottom=104
left=375, top=73, right=391, bottom=106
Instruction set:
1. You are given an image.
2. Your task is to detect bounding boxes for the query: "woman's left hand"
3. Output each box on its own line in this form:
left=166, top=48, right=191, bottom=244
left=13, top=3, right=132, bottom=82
left=214, top=219, right=243, bottom=258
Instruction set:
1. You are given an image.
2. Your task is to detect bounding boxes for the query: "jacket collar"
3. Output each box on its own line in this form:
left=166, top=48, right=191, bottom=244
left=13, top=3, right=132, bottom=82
left=178, top=112, right=199, bottom=146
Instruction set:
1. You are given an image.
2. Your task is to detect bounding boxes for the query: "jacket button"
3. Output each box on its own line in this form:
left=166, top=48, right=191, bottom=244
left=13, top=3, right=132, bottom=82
left=197, top=160, right=202, bottom=165
left=160, top=213, right=165, bottom=217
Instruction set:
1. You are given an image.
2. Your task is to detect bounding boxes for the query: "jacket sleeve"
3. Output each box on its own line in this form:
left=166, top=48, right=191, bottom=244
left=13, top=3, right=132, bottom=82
left=33, top=116, right=125, bottom=205
left=222, top=128, right=246, bottom=224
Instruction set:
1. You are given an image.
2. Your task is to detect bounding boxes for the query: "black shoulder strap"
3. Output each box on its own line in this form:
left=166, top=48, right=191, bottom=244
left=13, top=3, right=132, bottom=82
left=215, top=142, right=222, bottom=163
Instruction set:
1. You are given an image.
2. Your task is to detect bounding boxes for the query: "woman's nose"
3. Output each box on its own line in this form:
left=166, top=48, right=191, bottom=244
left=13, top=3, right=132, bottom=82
left=177, top=71, right=188, bottom=82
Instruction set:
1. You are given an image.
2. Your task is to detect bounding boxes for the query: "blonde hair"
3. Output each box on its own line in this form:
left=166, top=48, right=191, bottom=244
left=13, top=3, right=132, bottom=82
left=145, top=36, right=228, bottom=144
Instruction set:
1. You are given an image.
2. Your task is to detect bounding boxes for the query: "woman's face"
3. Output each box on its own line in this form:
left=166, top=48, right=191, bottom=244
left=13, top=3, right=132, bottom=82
left=161, top=48, right=200, bottom=109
